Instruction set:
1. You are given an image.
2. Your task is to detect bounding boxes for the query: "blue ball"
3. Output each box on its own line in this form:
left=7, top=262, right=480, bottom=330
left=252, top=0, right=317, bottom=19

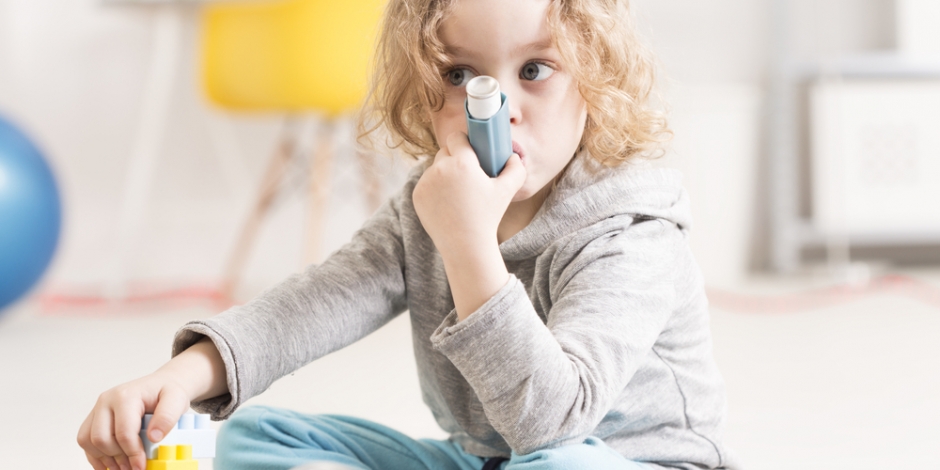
left=0, top=115, right=62, bottom=313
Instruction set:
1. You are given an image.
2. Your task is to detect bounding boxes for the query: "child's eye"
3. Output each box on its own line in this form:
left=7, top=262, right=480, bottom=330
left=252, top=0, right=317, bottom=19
left=520, top=62, right=554, bottom=81
left=445, top=68, right=477, bottom=87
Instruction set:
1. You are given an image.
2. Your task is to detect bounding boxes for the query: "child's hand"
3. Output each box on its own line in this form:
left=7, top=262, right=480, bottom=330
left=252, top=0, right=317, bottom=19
left=413, top=131, right=526, bottom=257
left=76, top=371, right=192, bottom=470
left=414, top=132, right=526, bottom=320
left=77, top=338, right=227, bottom=470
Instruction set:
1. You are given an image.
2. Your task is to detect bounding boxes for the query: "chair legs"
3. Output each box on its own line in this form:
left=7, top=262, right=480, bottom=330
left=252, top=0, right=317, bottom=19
left=221, top=117, right=298, bottom=300
left=221, top=117, right=384, bottom=301
left=303, top=121, right=336, bottom=266
left=355, top=146, right=384, bottom=216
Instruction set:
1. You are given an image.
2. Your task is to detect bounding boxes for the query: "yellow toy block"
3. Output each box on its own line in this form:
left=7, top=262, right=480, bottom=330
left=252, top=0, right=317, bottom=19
left=146, top=445, right=198, bottom=470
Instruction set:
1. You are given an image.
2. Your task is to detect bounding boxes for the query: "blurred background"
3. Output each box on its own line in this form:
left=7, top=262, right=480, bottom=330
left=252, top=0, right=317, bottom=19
left=0, top=0, right=938, bottom=468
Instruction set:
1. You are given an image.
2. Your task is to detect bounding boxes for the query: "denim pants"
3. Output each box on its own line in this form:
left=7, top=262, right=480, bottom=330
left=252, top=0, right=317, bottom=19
left=215, top=405, right=650, bottom=470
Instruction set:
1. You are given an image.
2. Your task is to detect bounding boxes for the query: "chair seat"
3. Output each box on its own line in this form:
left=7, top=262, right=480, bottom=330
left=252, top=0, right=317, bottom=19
left=201, top=0, right=385, bottom=115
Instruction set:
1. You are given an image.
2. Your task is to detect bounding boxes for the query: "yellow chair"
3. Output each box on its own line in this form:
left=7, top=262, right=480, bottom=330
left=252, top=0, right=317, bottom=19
left=202, top=0, right=384, bottom=114
left=201, top=0, right=387, bottom=298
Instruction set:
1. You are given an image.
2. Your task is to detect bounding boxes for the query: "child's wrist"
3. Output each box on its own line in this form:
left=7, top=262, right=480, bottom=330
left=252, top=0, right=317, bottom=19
left=153, top=361, right=203, bottom=402
left=436, top=232, right=497, bottom=261
left=156, top=338, right=227, bottom=401
left=440, top=244, right=509, bottom=321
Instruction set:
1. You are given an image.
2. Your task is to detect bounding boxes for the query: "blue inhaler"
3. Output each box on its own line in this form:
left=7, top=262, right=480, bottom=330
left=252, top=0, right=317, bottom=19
left=465, top=76, right=512, bottom=177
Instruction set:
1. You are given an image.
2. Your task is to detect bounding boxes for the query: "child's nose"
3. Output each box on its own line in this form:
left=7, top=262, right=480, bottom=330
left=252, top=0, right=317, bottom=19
left=501, top=87, right=521, bottom=125
left=488, top=72, right=522, bottom=125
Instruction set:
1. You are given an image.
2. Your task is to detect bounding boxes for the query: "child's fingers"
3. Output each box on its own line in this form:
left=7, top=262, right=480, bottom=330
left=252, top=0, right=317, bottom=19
left=495, top=153, right=527, bottom=194
left=76, top=411, right=95, bottom=451
left=83, top=453, right=109, bottom=470
left=88, top=408, right=125, bottom=462
left=99, top=455, right=120, bottom=470
left=112, top=454, right=132, bottom=470
left=78, top=413, right=115, bottom=470
left=112, top=403, right=146, bottom=469
left=85, top=443, right=120, bottom=470
left=429, top=134, right=456, bottom=165
left=444, top=132, right=476, bottom=162
left=146, top=386, right=190, bottom=444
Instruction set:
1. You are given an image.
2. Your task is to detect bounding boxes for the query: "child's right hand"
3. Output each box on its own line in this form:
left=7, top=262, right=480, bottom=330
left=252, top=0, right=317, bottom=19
left=77, top=337, right=229, bottom=470
left=76, top=371, right=192, bottom=470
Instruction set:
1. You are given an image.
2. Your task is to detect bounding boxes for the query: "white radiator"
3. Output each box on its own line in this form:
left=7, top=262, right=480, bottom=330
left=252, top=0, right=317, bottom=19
left=897, top=0, right=940, bottom=56
left=810, top=80, right=940, bottom=242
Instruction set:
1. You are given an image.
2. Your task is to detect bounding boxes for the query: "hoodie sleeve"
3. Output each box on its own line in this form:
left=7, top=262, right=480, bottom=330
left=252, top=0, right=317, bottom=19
left=172, top=195, right=409, bottom=420
left=430, top=217, right=679, bottom=455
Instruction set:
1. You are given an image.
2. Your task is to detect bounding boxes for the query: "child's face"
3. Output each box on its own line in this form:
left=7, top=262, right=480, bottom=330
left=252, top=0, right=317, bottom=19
left=431, top=0, right=588, bottom=202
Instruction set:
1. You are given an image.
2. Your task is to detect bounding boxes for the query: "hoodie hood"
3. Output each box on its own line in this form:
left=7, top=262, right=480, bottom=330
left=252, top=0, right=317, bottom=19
left=499, top=155, right=692, bottom=260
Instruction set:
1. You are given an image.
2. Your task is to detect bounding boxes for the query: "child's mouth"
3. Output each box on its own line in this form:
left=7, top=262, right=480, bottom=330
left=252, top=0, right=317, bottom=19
left=512, top=141, right=526, bottom=165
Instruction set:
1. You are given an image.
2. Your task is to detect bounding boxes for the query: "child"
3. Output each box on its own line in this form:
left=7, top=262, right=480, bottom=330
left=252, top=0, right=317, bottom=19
left=77, top=0, right=738, bottom=469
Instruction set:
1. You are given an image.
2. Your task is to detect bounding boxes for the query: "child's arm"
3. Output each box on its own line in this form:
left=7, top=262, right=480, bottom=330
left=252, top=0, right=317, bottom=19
left=167, top=189, right=411, bottom=421
left=432, top=219, right=685, bottom=455
left=77, top=338, right=227, bottom=470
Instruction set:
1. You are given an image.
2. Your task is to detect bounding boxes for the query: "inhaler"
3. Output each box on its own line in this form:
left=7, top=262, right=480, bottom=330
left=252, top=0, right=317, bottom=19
left=465, top=76, right=512, bottom=177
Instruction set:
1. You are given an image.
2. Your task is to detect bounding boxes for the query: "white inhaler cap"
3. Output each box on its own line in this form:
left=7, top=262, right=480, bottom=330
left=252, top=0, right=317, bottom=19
left=466, top=76, right=501, bottom=120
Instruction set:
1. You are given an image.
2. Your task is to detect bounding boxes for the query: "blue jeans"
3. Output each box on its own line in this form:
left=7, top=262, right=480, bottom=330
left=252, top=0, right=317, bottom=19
left=216, top=406, right=650, bottom=470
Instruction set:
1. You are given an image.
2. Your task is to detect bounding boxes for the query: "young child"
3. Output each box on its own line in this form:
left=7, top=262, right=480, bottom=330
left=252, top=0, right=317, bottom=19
left=77, top=0, right=738, bottom=469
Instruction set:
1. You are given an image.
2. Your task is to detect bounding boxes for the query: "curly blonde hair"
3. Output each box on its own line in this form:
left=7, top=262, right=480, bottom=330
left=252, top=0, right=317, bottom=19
left=358, top=0, right=670, bottom=165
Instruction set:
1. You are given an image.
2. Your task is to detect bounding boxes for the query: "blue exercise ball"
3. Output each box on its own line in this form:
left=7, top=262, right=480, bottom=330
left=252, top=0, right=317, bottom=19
left=0, top=115, right=62, bottom=313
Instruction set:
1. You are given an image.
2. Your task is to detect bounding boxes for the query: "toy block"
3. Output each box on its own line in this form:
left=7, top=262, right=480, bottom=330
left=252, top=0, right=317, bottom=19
left=140, top=413, right=216, bottom=460
left=145, top=445, right=198, bottom=470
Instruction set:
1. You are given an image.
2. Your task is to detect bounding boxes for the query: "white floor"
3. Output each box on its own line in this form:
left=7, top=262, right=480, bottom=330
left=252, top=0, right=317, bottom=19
left=1, top=272, right=939, bottom=469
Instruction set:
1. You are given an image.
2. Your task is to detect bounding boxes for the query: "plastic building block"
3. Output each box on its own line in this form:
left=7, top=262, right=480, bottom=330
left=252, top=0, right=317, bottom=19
left=140, top=413, right=216, bottom=460
left=146, top=445, right=198, bottom=470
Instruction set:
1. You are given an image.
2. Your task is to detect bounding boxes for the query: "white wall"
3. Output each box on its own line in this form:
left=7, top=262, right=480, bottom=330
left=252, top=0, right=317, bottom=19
left=633, top=0, right=901, bottom=284
left=633, top=0, right=770, bottom=83
left=0, top=1, right=10, bottom=103
left=632, top=0, right=769, bottom=286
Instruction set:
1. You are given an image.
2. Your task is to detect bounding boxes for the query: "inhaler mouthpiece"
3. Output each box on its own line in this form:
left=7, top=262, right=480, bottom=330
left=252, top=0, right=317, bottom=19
left=466, top=76, right=501, bottom=120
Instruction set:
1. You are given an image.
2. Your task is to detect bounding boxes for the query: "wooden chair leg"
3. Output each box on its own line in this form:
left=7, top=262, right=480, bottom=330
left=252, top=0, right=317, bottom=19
left=221, top=118, right=297, bottom=299
left=355, top=147, right=384, bottom=215
left=304, top=120, right=336, bottom=265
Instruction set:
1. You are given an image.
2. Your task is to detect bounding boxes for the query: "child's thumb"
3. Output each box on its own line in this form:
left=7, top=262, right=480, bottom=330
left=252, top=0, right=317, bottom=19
left=497, top=154, right=526, bottom=192
left=147, top=390, right=190, bottom=443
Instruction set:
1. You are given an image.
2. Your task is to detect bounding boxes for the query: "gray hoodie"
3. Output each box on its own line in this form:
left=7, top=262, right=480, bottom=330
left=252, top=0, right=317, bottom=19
left=173, top=155, right=738, bottom=469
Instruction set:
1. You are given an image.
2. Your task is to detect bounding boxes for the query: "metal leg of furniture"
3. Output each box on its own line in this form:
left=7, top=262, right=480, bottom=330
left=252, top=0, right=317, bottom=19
left=768, top=0, right=803, bottom=274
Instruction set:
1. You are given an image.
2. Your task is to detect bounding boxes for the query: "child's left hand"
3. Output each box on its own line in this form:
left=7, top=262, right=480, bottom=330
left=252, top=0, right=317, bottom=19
left=413, top=131, right=526, bottom=258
